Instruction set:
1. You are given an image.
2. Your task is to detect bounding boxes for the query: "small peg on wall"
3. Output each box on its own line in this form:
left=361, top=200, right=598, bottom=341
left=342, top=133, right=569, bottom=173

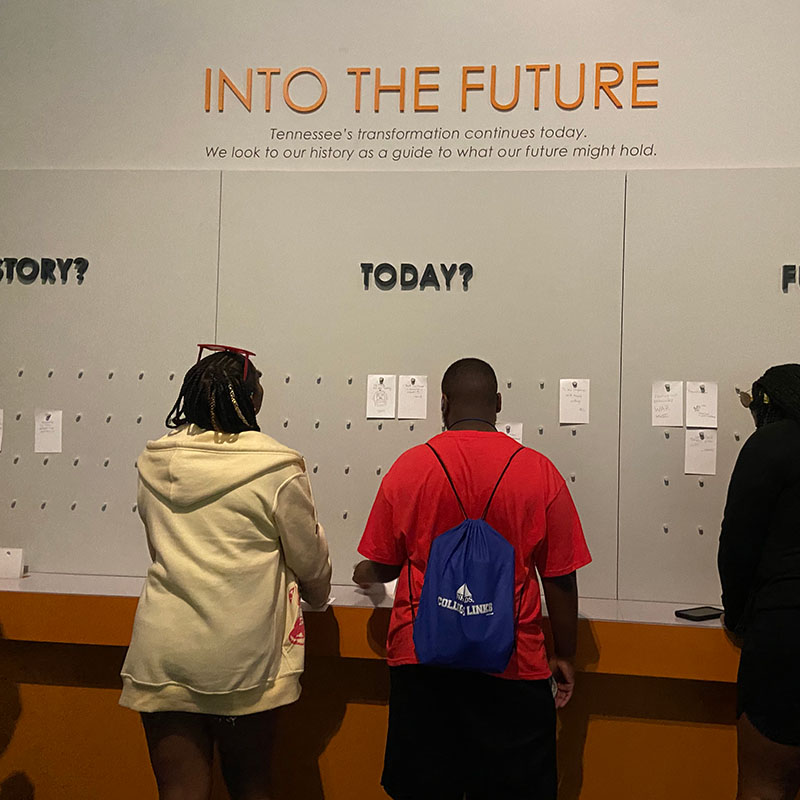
left=698, top=479, right=704, bottom=487
left=663, top=524, right=669, bottom=534
left=136, top=416, right=143, bottom=424
left=377, top=422, right=383, bottom=431
left=538, top=426, right=544, bottom=434
left=698, top=526, right=704, bottom=536
left=664, top=477, right=670, bottom=486
left=665, top=383, right=670, bottom=392
left=42, top=458, right=49, bottom=466
left=734, top=431, right=741, bottom=441
left=108, top=371, right=114, bottom=380
left=506, top=380, right=512, bottom=389
left=314, top=420, right=320, bottom=429
left=73, top=458, right=79, bottom=467
left=572, top=381, right=578, bottom=388
left=347, top=376, right=353, bottom=385
left=342, top=511, right=348, bottom=520
left=106, top=415, right=112, bottom=423
left=571, top=428, right=577, bottom=436
left=70, top=502, right=77, bottom=511
left=104, top=459, right=110, bottom=468
left=15, top=413, right=21, bottom=421
left=13, top=456, right=19, bottom=465
left=138, top=372, right=145, bottom=381
left=569, top=473, right=576, bottom=483
left=379, top=376, right=384, bottom=384
left=312, top=464, right=319, bottom=474
left=283, top=418, right=289, bottom=428
left=376, top=467, right=382, bottom=476
left=699, top=431, right=705, bottom=440
left=285, top=375, right=291, bottom=384
left=664, top=431, right=670, bottom=439
left=40, top=502, right=47, bottom=510
left=47, top=369, right=54, bottom=378
left=346, top=420, right=352, bottom=429
left=17, top=369, right=23, bottom=378
left=409, top=424, right=415, bottom=431
left=75, top=414, right=82, bottom=423
left=10, top=500, right=17, bottom=509
left=539, top=380, right=545, bottom=389
left=169, top=372, right=176, bottom=381
left=344, top=465, right=350, bottom=475
left=316, top=376, right=322, bottom=384
left=101, top=503, right=108, bottom=512
left=700, top=383, right=706, bottom=393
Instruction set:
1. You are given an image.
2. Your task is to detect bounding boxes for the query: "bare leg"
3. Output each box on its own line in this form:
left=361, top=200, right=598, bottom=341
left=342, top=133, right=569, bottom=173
left=737, top=713, right=800, bottom=800
left=141, top=712, right=214, bottom=800
left=214, top=711, right=276, bottom=800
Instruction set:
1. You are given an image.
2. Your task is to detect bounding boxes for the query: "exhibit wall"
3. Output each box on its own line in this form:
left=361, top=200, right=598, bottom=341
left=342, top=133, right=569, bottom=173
left=2, top=2, right=800, bottom=603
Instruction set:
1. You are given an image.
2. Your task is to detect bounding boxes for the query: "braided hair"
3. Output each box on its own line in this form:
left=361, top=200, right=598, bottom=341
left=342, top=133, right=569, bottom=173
left=750, top=363, right=800, bottom=428
left=166, top=351, right=260, bottom=433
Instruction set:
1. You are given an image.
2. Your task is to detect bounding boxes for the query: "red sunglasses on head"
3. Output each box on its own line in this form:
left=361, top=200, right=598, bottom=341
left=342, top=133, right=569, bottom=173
left=196, top=343, right=256, bottom=380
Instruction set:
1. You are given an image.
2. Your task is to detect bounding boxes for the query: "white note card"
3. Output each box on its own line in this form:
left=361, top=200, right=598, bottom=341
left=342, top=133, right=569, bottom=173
left=0, top=409, right=3, bottom=452
left=684, top=429, right=717, bottom=475
left=34, top=409, right=63, bottom=453
left=559, top=379, right=590, bottom=424
left=652, top=381, right=684, bottom=427
left=497, top=422, right=523, bottom=444
left=366, top=375, right=396, bottom=418
left=686, top=381, right=718, bottom=428
left=398, top=375, right=428, bottom=419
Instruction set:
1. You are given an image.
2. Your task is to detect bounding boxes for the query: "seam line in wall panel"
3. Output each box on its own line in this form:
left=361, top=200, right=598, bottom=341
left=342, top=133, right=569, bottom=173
left=214, top=171, right=223, bottom=343
left=615, top=172, right=629, bottom=600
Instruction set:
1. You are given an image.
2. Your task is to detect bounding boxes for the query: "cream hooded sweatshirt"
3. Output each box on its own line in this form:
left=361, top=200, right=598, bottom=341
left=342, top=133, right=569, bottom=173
left=120, top=425, right=331, bottom=715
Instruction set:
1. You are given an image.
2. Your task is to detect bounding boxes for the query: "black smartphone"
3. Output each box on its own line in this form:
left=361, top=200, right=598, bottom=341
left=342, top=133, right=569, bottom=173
left=674, top=606, right=723, bottom=621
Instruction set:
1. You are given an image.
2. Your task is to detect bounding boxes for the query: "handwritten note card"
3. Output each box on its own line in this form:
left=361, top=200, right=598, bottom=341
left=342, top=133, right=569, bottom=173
left=652, top=381, right=684, bottom=427
left=366, top=375, right=396, bottom=419
left=34, top=409, right=62, bottom=453
left=559, top=379, right=590, bottom=424
left=684, top=429, right=717, bottom=475
left=686, top=381, right=718, bottom=428
left=497, top=422, right=523, bottom=443
left=398, top=375, right=428, bottom=419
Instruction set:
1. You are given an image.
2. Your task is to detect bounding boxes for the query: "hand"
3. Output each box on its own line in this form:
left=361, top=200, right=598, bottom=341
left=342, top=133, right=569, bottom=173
left=352, top=560, right=375, bottom=589
left=549, top=657, right=576, bottom=709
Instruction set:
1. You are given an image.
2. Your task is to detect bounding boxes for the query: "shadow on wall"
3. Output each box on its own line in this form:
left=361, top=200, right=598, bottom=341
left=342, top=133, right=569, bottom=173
left=0, top=626, right=35, bottom=800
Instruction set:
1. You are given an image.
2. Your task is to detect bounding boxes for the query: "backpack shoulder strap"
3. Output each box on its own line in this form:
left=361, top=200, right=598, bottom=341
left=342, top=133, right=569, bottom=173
left=481, top=446, right=525, bottom=520
left=426, top=443, right=468, bottom=520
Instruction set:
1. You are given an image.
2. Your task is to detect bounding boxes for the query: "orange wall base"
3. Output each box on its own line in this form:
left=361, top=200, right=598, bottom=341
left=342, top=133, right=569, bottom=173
left=0, top=595, right=741, bottom=799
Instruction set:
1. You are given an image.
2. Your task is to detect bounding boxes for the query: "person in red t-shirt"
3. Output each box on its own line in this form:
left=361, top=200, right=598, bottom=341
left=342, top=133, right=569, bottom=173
left=354, top=357, right=591, bottom=800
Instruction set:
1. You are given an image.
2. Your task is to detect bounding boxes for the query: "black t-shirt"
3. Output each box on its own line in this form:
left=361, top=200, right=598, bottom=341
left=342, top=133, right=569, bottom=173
left=718, top=418, right=800, bottom=631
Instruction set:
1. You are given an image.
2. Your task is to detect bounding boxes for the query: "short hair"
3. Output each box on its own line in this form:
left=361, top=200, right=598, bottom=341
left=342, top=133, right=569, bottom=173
left=441, top=358, right=498, bottom=406
left=166, top=351, right=260, bottom=433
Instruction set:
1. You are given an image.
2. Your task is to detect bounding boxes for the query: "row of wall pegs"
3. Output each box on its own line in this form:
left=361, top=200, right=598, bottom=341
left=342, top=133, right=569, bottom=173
left=661, top=523, right=709, bottom=536
left=14, top=368, right=178, bottom=382
left=8, top=500, right=137, bottom=512
left=662, top=476, right=710, bottom=487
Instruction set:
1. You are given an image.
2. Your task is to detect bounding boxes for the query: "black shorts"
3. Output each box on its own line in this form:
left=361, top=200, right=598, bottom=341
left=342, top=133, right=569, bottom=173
left=738, top=608, right=800, bottom=746
left=382, top=664, right=556, bottom=800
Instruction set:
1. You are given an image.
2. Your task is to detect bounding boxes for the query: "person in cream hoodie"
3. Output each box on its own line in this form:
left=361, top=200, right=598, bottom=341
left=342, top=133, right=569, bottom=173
left=120, top=346, right=331, bottom=800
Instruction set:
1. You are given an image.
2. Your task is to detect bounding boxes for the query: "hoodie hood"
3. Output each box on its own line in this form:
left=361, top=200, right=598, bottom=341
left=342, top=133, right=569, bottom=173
left=137, top=425, right=304, bottom=508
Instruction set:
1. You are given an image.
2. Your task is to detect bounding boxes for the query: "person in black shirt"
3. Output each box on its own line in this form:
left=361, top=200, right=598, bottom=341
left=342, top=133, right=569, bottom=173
left=718, top=363, right=800, bottom=800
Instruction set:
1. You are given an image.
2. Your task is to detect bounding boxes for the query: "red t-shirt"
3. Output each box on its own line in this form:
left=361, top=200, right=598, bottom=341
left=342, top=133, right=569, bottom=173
left=358, top=430, right=591, bottom=680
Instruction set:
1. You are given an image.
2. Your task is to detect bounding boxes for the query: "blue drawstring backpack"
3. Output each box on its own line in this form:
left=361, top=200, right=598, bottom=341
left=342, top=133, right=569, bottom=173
left=410, top=443, right=524, bottom=673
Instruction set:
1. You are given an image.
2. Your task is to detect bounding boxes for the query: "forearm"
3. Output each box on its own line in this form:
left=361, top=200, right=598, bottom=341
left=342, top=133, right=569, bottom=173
left=542, top=572, right=578, bottom=659
left=353, top=559, right=402, bottom=586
